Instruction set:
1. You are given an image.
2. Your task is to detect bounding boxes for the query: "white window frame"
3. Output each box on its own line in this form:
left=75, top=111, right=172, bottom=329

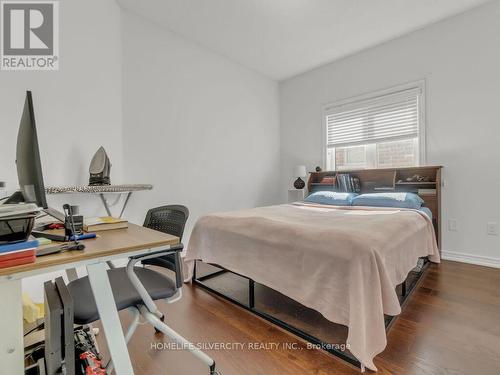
left=322, top=80, right=426, bottom=170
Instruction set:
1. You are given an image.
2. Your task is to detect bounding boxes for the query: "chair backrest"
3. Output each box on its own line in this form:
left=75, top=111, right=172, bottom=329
left=143, top=205, right=189, bottom=241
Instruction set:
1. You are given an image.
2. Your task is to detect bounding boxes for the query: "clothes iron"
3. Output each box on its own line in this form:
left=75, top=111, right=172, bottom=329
left=89, top=147, right=111, bottom=186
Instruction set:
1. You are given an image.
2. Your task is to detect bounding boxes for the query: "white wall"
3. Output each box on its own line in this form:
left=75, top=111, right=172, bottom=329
left=280, top=0, right=500, bottom=265
left=121, top=10, right=280, bottom=238
left=0, top=0, right=123, bottom=299
left=0, top=0, right=123, bottom=214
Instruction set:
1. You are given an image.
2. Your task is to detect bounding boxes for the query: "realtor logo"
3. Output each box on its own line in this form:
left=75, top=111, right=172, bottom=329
left=1, top=1, right=59, bottom=70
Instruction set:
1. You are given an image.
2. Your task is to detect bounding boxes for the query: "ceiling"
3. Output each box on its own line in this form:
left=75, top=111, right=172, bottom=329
left=117, top=0, right=492, bottom=81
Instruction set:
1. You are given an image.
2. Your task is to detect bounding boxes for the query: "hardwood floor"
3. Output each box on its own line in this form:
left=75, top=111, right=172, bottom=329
left=96, top=260, right=500, bottom=374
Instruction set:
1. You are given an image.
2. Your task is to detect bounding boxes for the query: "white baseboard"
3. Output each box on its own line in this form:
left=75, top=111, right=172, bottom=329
left=441, top=250, right=500, bottom=269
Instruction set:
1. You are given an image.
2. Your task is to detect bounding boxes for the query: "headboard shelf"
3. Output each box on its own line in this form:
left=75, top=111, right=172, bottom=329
left=307, top=165, right=442, bottom=249
left=395, top=181, right=437, bottom=186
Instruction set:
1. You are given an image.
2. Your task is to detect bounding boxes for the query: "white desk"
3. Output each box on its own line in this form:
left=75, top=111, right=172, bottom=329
left=0, top=224, right=178, bottom=375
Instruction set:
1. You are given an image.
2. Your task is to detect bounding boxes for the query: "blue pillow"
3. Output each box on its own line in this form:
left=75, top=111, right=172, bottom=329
left=304, top=191, right=358, bottom=206
left=351, top=192, right=424, bottom=209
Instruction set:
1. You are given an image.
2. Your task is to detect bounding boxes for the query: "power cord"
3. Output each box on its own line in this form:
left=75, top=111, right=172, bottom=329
left=24, top=322, right=44, bottom=337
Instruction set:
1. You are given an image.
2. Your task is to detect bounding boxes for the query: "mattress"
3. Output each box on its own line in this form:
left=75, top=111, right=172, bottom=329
left=419, top=206, right=433, bottom=220
left=186, top=203, right=439, bottom=371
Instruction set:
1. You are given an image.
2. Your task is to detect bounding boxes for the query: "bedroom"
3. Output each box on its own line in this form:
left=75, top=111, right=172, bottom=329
left=0, top=0, right=499, bottom=374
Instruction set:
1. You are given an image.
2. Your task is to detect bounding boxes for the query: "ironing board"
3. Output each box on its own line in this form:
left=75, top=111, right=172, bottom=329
left=45, top=184, right=153, bottom=218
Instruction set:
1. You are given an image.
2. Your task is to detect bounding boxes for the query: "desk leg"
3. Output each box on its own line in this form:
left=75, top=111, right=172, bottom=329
left=87, top=263, right=134, bottom=375
left=0, top=279, right=23, bottom=374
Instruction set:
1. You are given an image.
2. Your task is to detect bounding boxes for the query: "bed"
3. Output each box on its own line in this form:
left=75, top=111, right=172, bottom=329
left=185, top=166, right=442, bottom=371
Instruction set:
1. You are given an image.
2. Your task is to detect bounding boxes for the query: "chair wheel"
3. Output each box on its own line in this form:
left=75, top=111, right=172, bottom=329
left=210, top=363, right=219, bottom=374
left=154, top=315, right=165, bottom=334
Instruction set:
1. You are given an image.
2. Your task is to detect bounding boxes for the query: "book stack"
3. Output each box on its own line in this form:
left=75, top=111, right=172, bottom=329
left=0, top=239, right=38, bottom=269
left=336, top=173, right=361, bottom=193
left=319, top=176, right=336, bottom=185
left=83, top=216, right=128, bottom=232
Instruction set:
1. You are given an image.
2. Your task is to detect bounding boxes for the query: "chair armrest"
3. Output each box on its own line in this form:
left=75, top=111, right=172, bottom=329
left=125, top=243, right=184, bottom=316
left=142, top=254, right=183, bottom=289
left=129, top=244, right=183, bottom=260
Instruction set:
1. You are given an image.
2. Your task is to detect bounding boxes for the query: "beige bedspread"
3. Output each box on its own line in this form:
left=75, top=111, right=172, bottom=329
left=185, top=203, right=440, bottom=371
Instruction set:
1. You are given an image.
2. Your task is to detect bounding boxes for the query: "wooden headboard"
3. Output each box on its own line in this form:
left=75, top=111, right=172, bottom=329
left=307, top=166, right=442, bottom=248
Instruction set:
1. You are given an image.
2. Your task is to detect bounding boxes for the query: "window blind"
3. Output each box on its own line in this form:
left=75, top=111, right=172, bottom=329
left=326, top=87, right=421, bottom=149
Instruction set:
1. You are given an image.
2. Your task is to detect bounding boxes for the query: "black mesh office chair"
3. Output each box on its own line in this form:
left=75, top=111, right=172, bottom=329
left=141, top=205, right=189, bottom=275
left=142, top=205, right=189, bottom=239
left=66, top=244, right=218, bottom=374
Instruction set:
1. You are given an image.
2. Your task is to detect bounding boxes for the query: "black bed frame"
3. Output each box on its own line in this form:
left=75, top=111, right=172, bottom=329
left=192, top=257, right=430, bottom=369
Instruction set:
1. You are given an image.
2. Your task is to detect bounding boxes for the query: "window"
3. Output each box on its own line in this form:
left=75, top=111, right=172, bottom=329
left=325, top=84, right=424, bottom=170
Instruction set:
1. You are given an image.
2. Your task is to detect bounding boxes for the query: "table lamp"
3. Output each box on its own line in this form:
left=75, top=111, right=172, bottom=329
left=293, top=165, right=307, bottom=189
